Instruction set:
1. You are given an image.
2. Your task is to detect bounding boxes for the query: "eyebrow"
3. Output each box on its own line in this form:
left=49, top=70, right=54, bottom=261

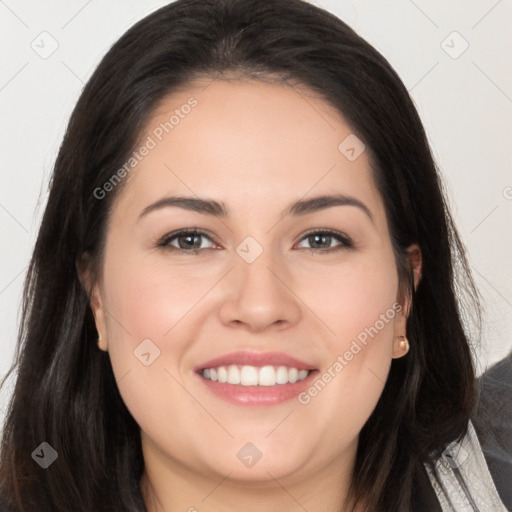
left=138, top=194, right=374, bottom=224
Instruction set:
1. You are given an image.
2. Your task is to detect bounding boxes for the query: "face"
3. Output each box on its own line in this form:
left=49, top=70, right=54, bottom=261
left=87, top=78, right=419, bottom=494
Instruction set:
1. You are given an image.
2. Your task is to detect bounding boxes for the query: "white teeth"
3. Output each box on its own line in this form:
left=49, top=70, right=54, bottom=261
left=240, top=365, right=259, bottom=386
left=276, top=366, right=289, bottom=384
left=217, top=366, right=228, bottom=383
left=201, top=365, right=310, bottom=386
left=298, top=369, right=309, bottom=380
left=258, top=366, right=275, bottom=386
left=227, top=365, right=240, bottom=384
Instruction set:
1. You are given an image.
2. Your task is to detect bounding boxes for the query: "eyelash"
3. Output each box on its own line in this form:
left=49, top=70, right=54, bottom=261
left=157, top=228, right=354, bottom=255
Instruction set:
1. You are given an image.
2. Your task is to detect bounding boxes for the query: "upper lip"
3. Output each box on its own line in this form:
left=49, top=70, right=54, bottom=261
left=195, top=351, right=316, bottom=372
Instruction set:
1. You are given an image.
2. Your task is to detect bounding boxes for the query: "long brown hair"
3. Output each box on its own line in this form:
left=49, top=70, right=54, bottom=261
left=0, top=0, right=481, bottom=510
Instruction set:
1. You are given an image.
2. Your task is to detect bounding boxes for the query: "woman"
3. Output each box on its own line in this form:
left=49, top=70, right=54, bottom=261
left=0, top=0, right=509, bottom=510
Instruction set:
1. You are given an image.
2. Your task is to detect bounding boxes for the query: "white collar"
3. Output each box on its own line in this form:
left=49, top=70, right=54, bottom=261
left=424, top=419, right=508, bottom=511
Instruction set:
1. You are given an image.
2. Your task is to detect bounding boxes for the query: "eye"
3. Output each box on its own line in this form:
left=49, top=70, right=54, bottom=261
left=158, top=229, right=218, bottom=254
left=296, top=229, right=353, bottom=253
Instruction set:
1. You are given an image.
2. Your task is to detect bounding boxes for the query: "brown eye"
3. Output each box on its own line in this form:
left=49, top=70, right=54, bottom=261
left=296, top=229, right=353, bottom=253
left=159, top=229, right=217, bottom=254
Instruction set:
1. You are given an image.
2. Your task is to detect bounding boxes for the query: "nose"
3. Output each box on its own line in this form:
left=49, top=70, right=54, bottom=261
left=217, top=245, right=302, bottom=332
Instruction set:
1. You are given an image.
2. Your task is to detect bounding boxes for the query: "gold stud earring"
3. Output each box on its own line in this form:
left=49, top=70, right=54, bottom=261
left=97, top=333, right=106, bottom=350
left=398, top=335, right=409, bottom=356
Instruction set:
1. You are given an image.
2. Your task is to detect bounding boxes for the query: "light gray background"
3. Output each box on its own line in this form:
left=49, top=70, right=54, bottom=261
left=1, top=0, right=511, bottom=427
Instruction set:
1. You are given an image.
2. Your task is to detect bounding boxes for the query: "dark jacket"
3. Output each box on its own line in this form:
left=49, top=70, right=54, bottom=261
left=472, top=351, right=512, bottom=510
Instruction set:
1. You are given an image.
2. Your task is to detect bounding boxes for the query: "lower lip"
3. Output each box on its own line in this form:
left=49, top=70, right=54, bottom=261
left=196, top=370, right=318, bottom=406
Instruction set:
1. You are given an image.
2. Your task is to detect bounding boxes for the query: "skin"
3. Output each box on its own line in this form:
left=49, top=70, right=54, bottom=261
left=83, top=78, right=422, bottom=512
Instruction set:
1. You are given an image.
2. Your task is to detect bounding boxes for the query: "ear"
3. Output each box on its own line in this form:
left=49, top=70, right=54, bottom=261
left=408, top=243, right=422, bottom=292
left=393, top=243, right=422, bottom=358
left=398, top=243, right=422, bottom=316
left=76, top=252, right=108, bottom=351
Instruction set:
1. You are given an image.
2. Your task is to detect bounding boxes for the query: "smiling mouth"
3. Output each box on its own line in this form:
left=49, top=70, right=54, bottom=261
left=199, top=364, right=311, bottom=387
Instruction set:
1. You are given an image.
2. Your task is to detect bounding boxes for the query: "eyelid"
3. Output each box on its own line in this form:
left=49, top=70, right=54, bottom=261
left=158, top=227, right=220, bottom=248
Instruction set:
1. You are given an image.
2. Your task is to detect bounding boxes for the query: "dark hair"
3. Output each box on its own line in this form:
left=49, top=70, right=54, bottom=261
left=0, top=0, right=482, bottom=510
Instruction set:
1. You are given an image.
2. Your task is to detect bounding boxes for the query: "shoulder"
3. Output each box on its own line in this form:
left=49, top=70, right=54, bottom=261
left=471, top=351, right=512, bottom=510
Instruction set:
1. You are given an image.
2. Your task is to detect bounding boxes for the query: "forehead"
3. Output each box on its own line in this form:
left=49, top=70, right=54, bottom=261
left=113, top=78, right=386, bottom=224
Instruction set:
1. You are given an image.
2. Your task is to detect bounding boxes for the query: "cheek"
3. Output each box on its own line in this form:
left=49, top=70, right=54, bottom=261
left=102, top=243, right=212, bottom=339
left=307, top=248, right=399, bottom=347
left=99, top=247, right=228, bottom=423
left=98, top=254, right=204, bottom=436
left=295, top=249, right=399, bottom=428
